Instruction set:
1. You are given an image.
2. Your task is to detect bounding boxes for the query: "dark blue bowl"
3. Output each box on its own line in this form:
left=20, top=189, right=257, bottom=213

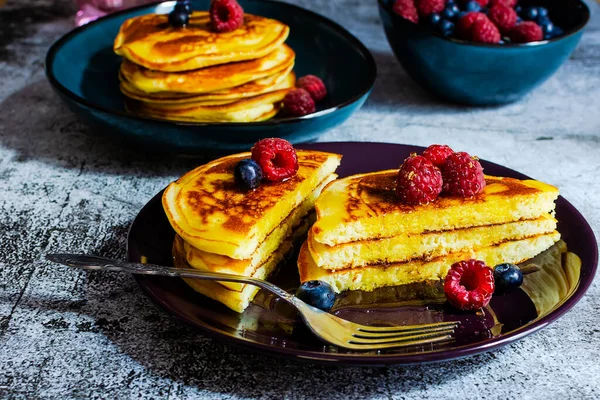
left=378, top=0, right=589, bottom=105
left=45, top=0, right=376, bottom=153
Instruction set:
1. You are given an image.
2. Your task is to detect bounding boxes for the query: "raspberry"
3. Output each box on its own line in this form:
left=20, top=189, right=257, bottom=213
left=296, top=75, right=327, bottom=102
left=282, top=89, right=316, bottom=117
left=472, top=17, right=501, bottom=43
left=251, top=138, right=299, bottom=182
left=395, top=154, right=443, bottom=205
left=456, top=12, right=487, bottom=40
left=509, top=21, right=543, bottom=43
left=472, top=0, right=489, bottom=6
left=209, top=0, right=244, bottom=33
left=441, top=151, right=486, bottom=197
left=444, top=259, right=495, bottom=310
left=422, top=144, right=454, bottom=167
left=489, top=0, right=517, bottom=8
left=392, top=0, right=419, bottom=23
left=488, top=4, right=517, bottom=34
left=415, top=0, right=445, bottom=17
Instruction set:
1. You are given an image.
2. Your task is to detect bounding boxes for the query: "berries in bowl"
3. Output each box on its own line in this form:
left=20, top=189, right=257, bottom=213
left=377, top=0, right=590, bottom=105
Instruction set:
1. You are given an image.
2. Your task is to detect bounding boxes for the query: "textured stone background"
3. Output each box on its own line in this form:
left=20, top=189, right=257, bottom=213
left=1, top=0, right=599, bottom=398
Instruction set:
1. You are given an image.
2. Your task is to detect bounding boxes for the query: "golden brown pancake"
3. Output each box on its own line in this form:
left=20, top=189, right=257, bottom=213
left=114, top=12, right=290, bottom=72
left=119, top=67, right=295, bottom=104
left=298, top=232, right=561, bottom=293
left=125, top=88, right=290, bottom=123
left=312, top=172, right=560, bottom=246
left=162, top=150, right=342, bottom=259
left=119, top=44, right=295, bottom=94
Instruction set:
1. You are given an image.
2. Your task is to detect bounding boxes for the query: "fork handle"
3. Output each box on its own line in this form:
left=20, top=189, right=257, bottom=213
left=45, top=253, right=298, bottom=305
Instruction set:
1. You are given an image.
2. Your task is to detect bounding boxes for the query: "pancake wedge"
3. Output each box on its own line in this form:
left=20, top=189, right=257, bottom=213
left=120, top=44, right=295, bottom=94
left=120, top=68, right=295, bottom=104
left=312, top=172, right=560, bottom=246
left=298, top=232, right=561, bottom=293
left=114, top=12, right=290, bottom=72
left=173, top=234, right=292, bottom=313
left=183, top=174, right=334, bottom=291
left=309, top=214, right=558, bottom=270
left=125, top=88, right=289, bottom=123
left=163, top=150, right=342, bottom=260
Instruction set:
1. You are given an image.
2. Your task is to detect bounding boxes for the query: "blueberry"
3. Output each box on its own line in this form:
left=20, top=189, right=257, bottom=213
left=553, top=26, right=564, bottom=37
left=481, top=7, right=489, bottom=15
left=540, top=20, right=554, bottom=36
left=523, top=6, right=538, bottom=21
left=515, top=5, right=522, bottom=14
left=168, top=10, right=189, bottom=27
left=537, top=15, right=551, bottom=26
left=537, top=7, right=549, bottom=18
left=447, top=0, right=456, bottom=4
left=498, top=40, right=505, bottom=44
left=429, top=13, right=442, bottom=26
left=442, top=4, right=460, bottom=19
left=464, top=1, right=481, bottom=12
left=234, top=159, right=263, bottom=189
left=296, top=280, right=336, bottom=311
left=439, top=19, right=455, bottom=36
left=457, top=11, right=468, bottom=19
left=493, top=263, right=524, bottom=295
left=174, top=1, right=192, bottom=14
left=516, top=16, right=523, bottom=23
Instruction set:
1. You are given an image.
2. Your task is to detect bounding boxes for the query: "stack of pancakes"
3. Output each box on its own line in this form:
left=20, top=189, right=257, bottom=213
left=114, top=12, right=294, bottom=123
left=163, top=150, right=342, bottom=313
left=299, top=172, right=561, bottom=293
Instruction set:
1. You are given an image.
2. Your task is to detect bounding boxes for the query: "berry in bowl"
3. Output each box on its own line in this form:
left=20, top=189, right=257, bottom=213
left=378, top=0, right=590, bottom=105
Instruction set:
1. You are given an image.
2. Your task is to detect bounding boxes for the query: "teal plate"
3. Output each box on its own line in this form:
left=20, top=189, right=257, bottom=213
left=45, top=0, right=376, bottom=153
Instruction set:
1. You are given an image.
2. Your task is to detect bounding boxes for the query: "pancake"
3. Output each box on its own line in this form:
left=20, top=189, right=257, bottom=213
left=114, top=12, right=290, bottom=72
left=120, top=44, right=295, bottom=94
left=298, top=232, right=561, bottom=293
left=308, top=214, right=558, bottom=270
left=120, top=67, right=295, bottom=104
left=163, top=150, right=342, bottom=259
left=173, top=234, right=293, bottom=313
left=125, top=88, right=289, bottom=123
left=183, top=175, right=335, bottom=291
left=312, top=172, right=560, bottom=246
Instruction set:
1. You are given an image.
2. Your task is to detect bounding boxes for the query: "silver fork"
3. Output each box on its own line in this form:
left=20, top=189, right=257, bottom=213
left=46, top=254, right=458, bottom=350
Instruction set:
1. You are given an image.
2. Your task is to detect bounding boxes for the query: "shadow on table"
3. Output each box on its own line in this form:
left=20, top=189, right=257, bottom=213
left=0, top=79, right=215, bottom=177
left=36, top=223, right=497, bottom=397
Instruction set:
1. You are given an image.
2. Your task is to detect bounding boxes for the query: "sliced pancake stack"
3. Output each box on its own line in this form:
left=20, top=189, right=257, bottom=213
left=114, top=12, right=294, bottom=122
left=164, top=150, right=342, bottom=312
left=299, top=171, right=561, bottom=293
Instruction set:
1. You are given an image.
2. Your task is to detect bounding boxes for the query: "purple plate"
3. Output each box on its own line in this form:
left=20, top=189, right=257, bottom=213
left=127, top=142, right=598, bottom=366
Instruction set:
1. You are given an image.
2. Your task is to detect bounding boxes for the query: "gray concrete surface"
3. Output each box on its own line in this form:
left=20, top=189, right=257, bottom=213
left=1, top=0, right=599, bottom=398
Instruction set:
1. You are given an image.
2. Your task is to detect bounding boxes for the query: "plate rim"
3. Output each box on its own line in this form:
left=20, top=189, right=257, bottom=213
left=127, top=141, right=598, bottom=366
left=44, top=0, right=377, bottom=128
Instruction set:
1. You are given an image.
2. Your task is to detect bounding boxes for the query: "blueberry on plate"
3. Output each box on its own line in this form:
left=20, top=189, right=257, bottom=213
left=174, top=1, right=192, bottom=14
left=169, top=10, right=190, bottom=27
left=296, top=280, right=336, bottom=311
left=493, top=263, right=524, bottom=295
left=234, top=159, right=263, bottom=189
left=464, top=1, right=481, bottom=13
